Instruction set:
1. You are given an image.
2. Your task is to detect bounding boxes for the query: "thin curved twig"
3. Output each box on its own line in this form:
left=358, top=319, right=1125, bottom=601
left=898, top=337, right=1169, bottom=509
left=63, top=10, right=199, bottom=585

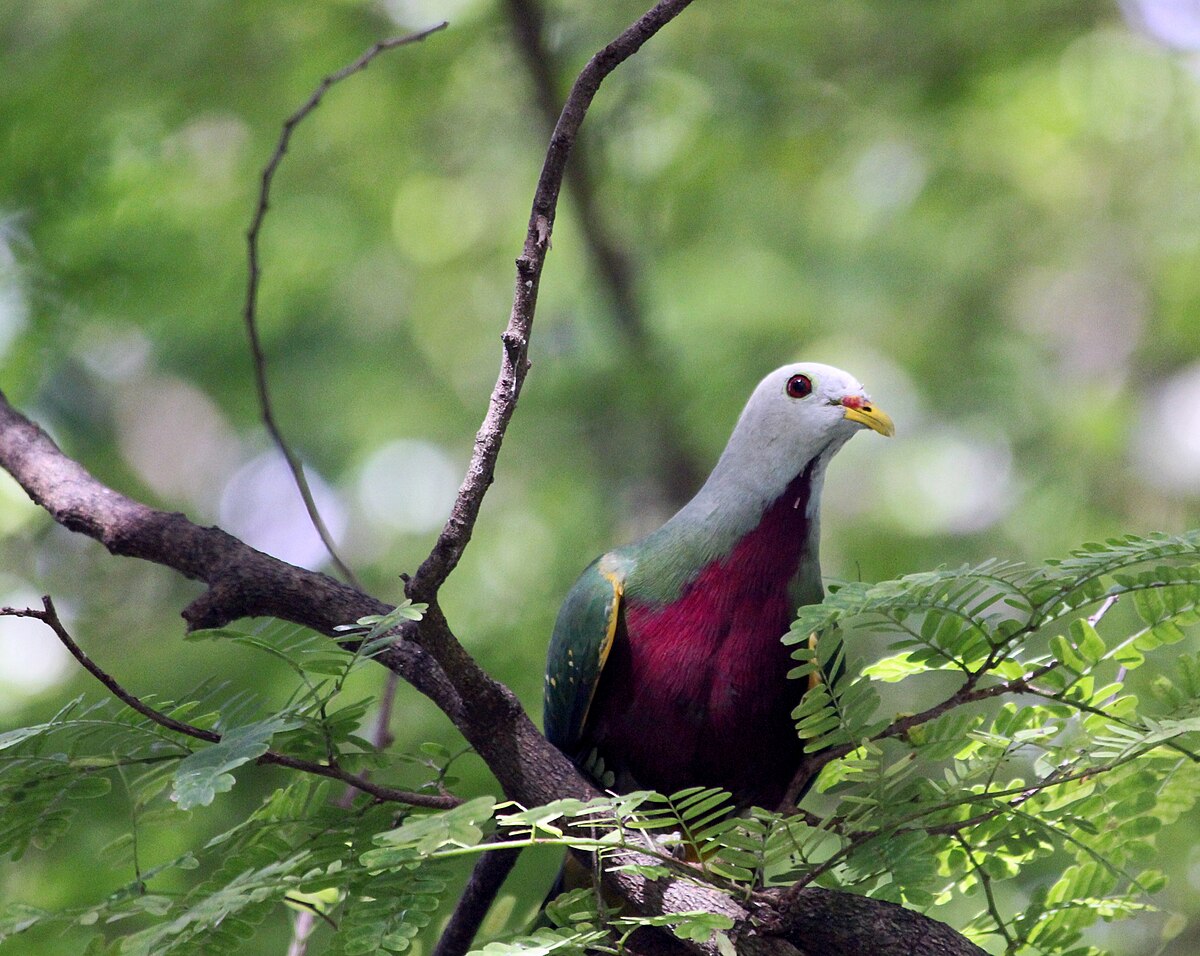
left=244, top=22, right=448, bottom=589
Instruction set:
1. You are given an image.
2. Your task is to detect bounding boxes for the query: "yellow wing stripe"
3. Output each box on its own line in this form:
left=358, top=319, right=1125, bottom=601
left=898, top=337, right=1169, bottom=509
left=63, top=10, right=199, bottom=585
left=578, top=569, right=623, bottom=733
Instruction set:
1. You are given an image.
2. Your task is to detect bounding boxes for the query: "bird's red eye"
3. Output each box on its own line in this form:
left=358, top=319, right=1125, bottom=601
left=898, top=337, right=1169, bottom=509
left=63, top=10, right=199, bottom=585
left=786, top=374, right=813, bottom=399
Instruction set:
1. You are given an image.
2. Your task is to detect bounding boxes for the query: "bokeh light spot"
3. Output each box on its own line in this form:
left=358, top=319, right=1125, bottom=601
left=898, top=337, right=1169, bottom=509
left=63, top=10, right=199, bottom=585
left=115, top=376, right=242, bottom=510
left=358, top=439, right=460, bottom=535
left=220, top=451, right=348, bottom=569
left=392, top=175, right=488, bottom=266
left=850, top=139, right=928, bottom=216
left=1059, top=29, right=1176, bottom=141
left=75, top=321, right=153, bottom=382
left=1123, top=0, right=1200, bottom=51
left=0, top=582, right=72, bottom=706
left=882, top=430, right=1016, bottom=536
left=0, top=222, right=29, bottom=363
left=1133, top=362, right=1200, bottom=495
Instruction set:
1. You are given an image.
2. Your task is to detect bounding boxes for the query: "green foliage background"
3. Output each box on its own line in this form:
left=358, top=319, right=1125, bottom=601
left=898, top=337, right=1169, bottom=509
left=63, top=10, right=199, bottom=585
left=1, top=0, right=1199, bottom=953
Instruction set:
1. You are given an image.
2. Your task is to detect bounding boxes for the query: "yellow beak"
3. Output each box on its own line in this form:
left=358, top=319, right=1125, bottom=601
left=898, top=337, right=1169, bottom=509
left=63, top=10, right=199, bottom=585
left=842, top=400, right=895, bottom=437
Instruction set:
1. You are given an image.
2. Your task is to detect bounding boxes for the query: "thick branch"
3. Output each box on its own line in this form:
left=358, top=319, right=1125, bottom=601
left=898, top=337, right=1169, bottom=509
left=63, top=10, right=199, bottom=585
left=753, top=887, right=988, bottom=956
left=430, top=843, right=523, bottom=956
left=0, top=389, right=458, bottom=715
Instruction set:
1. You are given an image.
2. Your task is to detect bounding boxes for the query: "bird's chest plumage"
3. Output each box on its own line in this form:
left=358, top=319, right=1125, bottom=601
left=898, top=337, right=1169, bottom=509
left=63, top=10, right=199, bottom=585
left=587, top=471, right=817, bottom=808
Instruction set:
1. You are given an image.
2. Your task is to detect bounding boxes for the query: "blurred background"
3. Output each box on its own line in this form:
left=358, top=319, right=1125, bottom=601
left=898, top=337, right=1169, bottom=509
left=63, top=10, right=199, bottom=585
left=2, top=0, right=1199, bottom=953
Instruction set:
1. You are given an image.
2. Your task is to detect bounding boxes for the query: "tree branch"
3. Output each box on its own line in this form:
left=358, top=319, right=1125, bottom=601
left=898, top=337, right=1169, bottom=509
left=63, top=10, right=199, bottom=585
left=0, top=388, right=461, bottom=715
left=752, top=887, right=988, bottom=956
left=502, top=0, right=703, bottom=507
left=783, top=659, right=1063, bottom=805
left=430, top=842, right=523, bottom=956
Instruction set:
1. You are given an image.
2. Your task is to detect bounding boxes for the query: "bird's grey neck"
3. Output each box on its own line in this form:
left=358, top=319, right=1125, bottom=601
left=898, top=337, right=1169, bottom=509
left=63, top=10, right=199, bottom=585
left=641, top=442, right=833, bottom=574
left=680, top=448, right=827, bottom=532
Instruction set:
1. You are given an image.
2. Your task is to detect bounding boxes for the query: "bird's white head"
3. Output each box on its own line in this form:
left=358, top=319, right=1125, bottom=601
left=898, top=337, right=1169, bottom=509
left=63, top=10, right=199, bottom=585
left=745, top=362, right=893, bottom=442
left=658, top=361, right=895, bottom=558
left=719, top=362, right=894, bottom=494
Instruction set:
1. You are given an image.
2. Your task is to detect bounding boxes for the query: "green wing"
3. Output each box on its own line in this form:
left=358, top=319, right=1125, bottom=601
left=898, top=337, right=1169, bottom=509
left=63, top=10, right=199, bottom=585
left=543, top=553, right=625, bottom=759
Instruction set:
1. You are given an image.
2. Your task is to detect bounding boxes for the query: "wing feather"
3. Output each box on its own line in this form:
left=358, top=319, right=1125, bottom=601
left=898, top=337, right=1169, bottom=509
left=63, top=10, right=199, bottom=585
left=543, top=555, right=625, bottom=759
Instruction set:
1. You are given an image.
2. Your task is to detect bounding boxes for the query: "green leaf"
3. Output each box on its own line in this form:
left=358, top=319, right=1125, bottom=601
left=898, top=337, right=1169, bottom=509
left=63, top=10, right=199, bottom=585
left=340, top=601, right=429, bottom=658
left=861, top=651, right=928, bottom=683
left=1050, top=634, right=1087, bottom=672
left=363, top=796, right=495, bottom=867
left=170, top=716, right=301, bottom=810
left=1069, top=619, right=1106, bottom=666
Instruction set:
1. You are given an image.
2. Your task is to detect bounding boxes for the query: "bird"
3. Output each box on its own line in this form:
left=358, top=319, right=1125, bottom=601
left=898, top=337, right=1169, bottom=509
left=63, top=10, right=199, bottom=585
left=543, top=362, right=893, bottom=811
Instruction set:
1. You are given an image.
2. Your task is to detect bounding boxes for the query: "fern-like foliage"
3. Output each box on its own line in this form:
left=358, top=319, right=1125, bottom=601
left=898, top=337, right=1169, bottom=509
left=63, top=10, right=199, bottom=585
left=769, top=531, right=1200, bottom=952
left=0, top=534, right=1197, bottom=955
left=0, top=619, right=463, bottom=954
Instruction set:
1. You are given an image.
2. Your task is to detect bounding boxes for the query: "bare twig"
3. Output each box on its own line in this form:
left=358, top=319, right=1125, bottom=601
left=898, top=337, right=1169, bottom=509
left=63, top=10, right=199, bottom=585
left=283, top=895, right=340, bottom=932
left=244, top=22, right=447, bottom=589
left=1088, top=593, right=1120, bottom=626
left=2, top=597, right=458, bottom=810
left=502, top=0, right=703, bottom=507
left=409, top=0, right=697, bottom=602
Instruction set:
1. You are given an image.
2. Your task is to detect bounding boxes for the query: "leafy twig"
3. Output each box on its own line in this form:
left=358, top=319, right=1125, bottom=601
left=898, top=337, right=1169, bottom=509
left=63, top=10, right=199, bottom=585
left=953, top=833, right=1015, bottom=949
left=784, top=663, right=1053, bottom=805
left=782, top=744, right=1165, bottom=903
left=1, top=597, right=459, bottom=810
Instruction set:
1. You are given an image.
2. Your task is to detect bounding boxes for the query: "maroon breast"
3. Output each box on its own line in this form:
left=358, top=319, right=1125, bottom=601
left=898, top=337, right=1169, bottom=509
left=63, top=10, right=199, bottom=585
left=587, top=470, right=816, bottom=809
